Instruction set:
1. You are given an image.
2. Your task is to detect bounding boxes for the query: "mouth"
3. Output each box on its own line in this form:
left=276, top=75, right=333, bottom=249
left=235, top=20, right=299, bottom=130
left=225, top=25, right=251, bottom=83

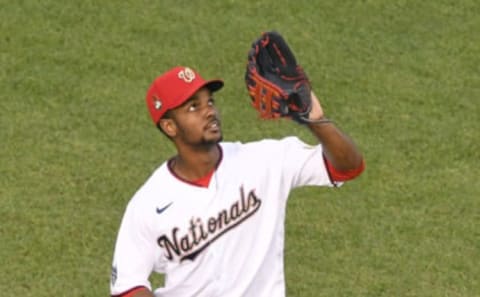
left=206, top=119, right=221, bottom=132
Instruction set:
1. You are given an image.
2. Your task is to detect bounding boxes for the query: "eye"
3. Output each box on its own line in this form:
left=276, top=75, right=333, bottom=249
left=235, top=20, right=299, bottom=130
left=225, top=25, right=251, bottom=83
left=187, top=102, right=197, bottom=111
left=208, top=98, right=215, bottom=106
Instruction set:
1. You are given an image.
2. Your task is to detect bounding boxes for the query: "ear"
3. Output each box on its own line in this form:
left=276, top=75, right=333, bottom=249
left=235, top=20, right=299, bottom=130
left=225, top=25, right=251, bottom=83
left=158, top=118, right=177, bottom=137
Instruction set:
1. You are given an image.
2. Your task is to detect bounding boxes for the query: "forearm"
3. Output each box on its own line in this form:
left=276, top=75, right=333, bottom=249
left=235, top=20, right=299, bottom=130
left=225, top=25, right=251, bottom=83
left=307, top=121, right=363, bottom=171
left=305, top=91, right=363, bottom=171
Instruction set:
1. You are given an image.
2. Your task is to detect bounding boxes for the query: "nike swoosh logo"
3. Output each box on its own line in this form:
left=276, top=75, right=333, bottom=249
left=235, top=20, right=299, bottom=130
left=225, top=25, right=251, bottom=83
left=156, top=202, right=173, bottom=214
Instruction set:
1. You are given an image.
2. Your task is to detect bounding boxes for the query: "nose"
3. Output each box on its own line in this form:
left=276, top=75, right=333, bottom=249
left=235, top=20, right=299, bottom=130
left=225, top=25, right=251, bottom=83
left=205, top=104, right=217, bottom=119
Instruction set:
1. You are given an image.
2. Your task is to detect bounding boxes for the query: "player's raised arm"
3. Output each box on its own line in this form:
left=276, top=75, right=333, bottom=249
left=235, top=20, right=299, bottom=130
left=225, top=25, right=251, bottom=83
left=306, top=91, right=364, bottom=173
left=245, top=31, right=364, bottom=181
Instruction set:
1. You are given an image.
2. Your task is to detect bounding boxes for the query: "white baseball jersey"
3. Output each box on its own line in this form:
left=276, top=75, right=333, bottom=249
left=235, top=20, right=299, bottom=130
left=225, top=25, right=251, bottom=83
left=110, top=136, right=340, bottom=297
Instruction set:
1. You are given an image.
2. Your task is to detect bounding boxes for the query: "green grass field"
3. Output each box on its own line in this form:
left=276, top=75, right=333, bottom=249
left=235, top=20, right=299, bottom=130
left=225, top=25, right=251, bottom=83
left=1, top=1, right=479, bottom=296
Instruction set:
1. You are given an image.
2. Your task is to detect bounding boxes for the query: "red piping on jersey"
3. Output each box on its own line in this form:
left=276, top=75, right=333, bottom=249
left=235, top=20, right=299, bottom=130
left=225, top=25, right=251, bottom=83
left=167, top=144, right=223, bottom=188
left=111, top=286, right=147, bottom=297
left=323, top=154, right=365, bottom=182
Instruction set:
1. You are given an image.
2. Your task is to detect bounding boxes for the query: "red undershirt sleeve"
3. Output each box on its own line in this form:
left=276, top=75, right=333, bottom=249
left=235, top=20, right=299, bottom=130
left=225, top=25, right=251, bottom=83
left=112, top=286, right=149, bottom=297
left=323, top=154, right=365, bottom=182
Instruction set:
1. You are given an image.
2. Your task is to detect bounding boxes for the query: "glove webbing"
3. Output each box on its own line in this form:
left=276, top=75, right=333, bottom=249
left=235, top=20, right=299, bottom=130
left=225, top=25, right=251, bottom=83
left=248, top=71, right=285, bottom=119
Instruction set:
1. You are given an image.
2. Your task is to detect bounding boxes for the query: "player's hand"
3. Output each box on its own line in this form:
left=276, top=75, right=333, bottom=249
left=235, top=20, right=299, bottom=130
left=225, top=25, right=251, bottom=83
left=307, top=91, right=325, bottom=121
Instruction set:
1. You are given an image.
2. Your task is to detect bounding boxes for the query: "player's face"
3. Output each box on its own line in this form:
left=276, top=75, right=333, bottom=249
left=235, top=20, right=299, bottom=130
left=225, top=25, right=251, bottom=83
left=168, top=87, right=222, bottom=147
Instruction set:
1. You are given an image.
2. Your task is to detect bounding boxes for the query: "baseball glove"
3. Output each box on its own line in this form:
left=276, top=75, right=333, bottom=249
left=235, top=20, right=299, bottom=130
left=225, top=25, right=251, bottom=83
left=245, top=31, right=313, bottom=124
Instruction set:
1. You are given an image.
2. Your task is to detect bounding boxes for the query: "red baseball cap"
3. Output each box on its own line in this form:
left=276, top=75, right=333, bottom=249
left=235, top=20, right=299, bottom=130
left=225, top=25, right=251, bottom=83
left=146, top=66, right=224, bottom=124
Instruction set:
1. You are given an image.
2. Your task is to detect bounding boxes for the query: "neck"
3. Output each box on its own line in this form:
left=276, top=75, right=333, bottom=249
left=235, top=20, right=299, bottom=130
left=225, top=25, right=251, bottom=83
left=172, top=144, right=220, bottom=181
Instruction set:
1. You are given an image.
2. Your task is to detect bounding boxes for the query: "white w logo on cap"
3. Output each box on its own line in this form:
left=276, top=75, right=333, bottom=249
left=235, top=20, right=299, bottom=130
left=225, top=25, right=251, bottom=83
left=178, top=67, right=196, bottom=83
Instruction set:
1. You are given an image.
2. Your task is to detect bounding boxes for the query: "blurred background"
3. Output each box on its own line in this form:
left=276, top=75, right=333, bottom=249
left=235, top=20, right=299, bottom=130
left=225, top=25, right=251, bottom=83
left=1, top=1, right=479, bottom=296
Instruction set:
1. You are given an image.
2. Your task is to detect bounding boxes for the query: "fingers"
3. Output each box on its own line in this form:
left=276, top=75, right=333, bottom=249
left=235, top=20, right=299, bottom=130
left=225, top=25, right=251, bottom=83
left=265, top=33, right=298, bottom=76
left=308, top=91, right=325, bottom=120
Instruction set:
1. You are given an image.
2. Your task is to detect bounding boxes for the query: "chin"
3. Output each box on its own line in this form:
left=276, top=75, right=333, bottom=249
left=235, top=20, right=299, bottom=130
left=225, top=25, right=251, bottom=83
left=203, top=134, right=222, bottom=145
left=211, top=135, right=223, bottom=144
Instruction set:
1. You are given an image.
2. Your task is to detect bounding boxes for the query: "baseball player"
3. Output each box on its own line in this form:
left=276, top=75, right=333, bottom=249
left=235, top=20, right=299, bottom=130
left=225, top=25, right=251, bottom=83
left=110, top=32, right=364, bottom=297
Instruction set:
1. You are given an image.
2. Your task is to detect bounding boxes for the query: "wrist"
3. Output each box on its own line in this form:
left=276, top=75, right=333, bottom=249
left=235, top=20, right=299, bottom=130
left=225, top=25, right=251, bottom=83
left=305, top=117, right=333, bottom=125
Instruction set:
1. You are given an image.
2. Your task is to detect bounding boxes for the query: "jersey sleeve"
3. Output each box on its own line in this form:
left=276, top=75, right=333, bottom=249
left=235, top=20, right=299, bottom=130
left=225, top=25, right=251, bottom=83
left=110, top=200, right=156, bottom=296
left=278, top=137, right=341, bottom=188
